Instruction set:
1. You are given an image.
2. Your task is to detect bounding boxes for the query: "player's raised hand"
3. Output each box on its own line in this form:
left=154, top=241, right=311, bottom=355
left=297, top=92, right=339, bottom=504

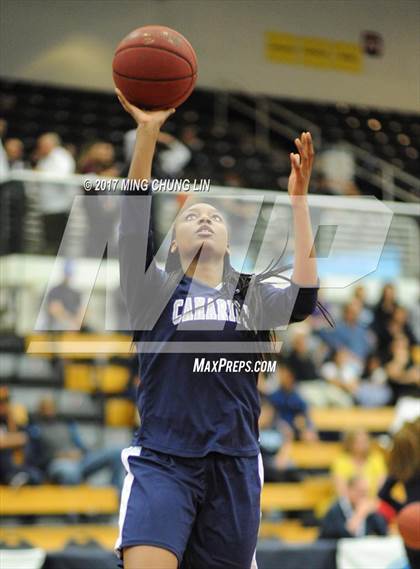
left=115, top=88, right=175, bottom=129
left=288, top=131, right=315, bottom=204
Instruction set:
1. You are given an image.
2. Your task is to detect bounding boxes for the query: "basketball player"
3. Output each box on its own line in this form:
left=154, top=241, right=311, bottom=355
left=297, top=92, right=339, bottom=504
left=114, top=87, right=320, bottom=569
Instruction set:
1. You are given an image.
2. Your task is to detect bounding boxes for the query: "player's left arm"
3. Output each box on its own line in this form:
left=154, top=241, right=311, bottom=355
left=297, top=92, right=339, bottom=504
left=288, top=132, right=318, bottom=288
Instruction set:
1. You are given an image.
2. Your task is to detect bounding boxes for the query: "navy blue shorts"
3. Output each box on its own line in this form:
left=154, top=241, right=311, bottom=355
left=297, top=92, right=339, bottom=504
left=115, top=446, right=264, bottom=569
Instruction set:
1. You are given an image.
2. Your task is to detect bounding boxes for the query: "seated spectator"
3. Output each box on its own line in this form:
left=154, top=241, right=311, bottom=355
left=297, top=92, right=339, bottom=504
left=377, top=305, right=417, bottom=360
left=356, top=354, right=392, bottom=407
left=319, top=476, right=387, bottom=539
left=4, top=138, right=26, bottom=170
left=27, top=397, right=123, bottom=490
left=286, top=329, right=319, bottom=381
left=372, top=283, right=398, bottom=347
left=0, top=387, right=41, bottom=486
left=43, top=259, right=84, bottom=331
left=258, top=394, right=300, bottom=482
left=352, top=285, right=374, bottom=327
left=384, top=335, right=420, bottom=403
left=317, top=299, right=374, bottom=372
left=331, top=429, right=387, bottom=499
left=262, top=364, right=318, bottom=442
left=320, top=348, right=359, bottom=406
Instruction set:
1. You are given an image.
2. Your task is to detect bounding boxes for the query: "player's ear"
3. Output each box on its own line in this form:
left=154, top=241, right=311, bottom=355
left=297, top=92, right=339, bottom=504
left=226, top=244, right=231, bottom=254
left=170, top=240, right=177, bottom=253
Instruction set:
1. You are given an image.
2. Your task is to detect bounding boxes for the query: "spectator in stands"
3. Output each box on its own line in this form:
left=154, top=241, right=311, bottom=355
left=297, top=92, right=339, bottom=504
left=317, top=299, right=374, bottom=372
left=33, top=132, right=76, bottom=253
left=331, top=429, right=387, bottom=499
left=356, top=354, right=392, bottom=407
left=319, top=348, right=359, bottom=407
left=0, top=135, right=26, bottom=254
left=0, top=386, right=41, bottom=486
left=317, top=139, right=360, bottom=196
left=319, top=475, right=387, bottom=539
left=223, top=171, right=244, bottom=188
left=384, top=335, right=419, bottom=402
left=258, top=394, right=300, bottom=482
left=80, top=143, right=121, bottom=257
left=262, top=364, right=318, bottom=442
left=123, top=129, right=191, bottom=178
left=34, top=132, right=75, bottom=175
left=352, top=285, right=374, bottom=327
left=372, top=283, right=398, bottom=347
left=409, top=292, right=420, bottom=344
left=180, top=125, right=204, bottom=152
left=286, top=328, right=319, bottom=381
left=28, top=396, right=124, bottom=490
left=44, top=259, right=84, bottom=331
left=378, top=418, right=420, bottom=569
left=0, top=128, right=8, bottom=182
left=4, top=138, right=25, bottom=170
left=78, top=141, right=119, bottom=177
left=378, top=305, right=417, bottom=359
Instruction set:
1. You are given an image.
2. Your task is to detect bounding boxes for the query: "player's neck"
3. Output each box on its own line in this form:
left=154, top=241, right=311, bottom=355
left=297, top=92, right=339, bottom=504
left=184, top=260, right=224, bottom=289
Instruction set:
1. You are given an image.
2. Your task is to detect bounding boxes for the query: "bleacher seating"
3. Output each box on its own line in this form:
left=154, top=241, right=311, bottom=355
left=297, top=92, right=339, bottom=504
left=1, top=77, right=419, bottom=194
left=0, top=485, right=118, bottom=516
left=311, top=407, right=395, bottom=433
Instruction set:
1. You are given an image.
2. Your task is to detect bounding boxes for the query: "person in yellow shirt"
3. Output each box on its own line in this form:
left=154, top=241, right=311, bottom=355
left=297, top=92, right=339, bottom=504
left=331, top=429, right=387, bottom=499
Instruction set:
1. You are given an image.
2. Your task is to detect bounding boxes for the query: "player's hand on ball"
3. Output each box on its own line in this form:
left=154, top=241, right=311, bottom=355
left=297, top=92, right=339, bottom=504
left=288, top=131, right=314, bottom=204
left=115, top=88, right=175, bottom=129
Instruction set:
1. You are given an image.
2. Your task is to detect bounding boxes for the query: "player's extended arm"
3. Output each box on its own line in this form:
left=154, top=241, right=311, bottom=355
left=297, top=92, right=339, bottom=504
left=288, top=132, right=318, bottom=288
left=115, top=90, right=175, bottom=329
left=115, top=88, right=175, bottom=183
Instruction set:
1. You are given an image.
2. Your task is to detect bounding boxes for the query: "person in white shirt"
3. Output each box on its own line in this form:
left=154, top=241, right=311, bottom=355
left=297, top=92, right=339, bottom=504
left=123, top=129, right=191, bottom=177
left=33, top=132, right=76, bottom=253
left=35, top=132, right=75, bottom=175
left=0, top=139, right=9, bottom=183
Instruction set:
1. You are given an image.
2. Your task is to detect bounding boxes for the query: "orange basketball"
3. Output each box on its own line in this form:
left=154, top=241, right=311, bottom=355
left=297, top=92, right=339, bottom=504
left=112, top=25, right=198, bottom=110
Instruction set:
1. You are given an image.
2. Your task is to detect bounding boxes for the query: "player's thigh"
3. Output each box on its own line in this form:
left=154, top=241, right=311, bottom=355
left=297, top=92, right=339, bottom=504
left=123, top=545, right=178, bottom=569
left=116, top=447, right=200, bottom=565
left=185, top=453, right=263, bottom=568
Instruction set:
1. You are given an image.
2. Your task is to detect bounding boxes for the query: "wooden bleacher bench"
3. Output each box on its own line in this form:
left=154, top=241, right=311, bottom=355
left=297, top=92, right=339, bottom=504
left=311, top=407, right=395, bottom=433
left=25, top=333, right=133, bottom=358
left=0, top=485, right=118, bottom=516
left=259, top=520, right=318, bottom=542
left=64, top=363, right=131, bottom=393
left=0, top=520, right=319, bottom=550
left=289, top=442, right=342, bottom=469
left=0, top=524, right=118, bottom=551
left=260, top=478, right=333, bottom=512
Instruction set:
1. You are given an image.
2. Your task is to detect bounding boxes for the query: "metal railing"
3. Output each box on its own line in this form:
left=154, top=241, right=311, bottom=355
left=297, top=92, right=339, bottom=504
left=219, top=92, right=419, bottom=203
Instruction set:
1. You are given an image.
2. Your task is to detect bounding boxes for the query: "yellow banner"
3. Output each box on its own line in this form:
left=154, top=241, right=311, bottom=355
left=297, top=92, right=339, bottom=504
left=266, top=31, right=362, bottom=73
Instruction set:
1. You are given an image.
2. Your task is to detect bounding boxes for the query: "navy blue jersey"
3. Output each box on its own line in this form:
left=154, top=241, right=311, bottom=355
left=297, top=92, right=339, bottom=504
left=119, top=190, right=318, bottom=457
